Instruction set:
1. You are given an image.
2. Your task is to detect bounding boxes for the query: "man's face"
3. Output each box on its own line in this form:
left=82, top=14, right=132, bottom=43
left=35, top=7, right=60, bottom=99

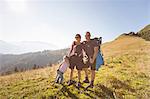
left=85, top=32, right=91, bottom=41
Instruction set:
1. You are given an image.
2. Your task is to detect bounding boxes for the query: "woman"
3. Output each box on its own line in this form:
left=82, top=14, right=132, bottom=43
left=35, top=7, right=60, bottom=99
left=68, top=34, right=84, bottom=87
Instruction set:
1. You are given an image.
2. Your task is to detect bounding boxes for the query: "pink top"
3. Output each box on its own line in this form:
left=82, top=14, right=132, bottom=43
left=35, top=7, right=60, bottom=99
left=59, top=62, right=69, bottom=73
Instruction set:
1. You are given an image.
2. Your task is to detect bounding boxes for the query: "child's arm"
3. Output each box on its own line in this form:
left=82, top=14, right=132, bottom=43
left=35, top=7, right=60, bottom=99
left=58, top=61, right=63, bottom=69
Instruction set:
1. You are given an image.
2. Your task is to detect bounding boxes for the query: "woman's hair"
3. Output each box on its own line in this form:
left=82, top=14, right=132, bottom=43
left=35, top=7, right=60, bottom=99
left=75, top=34, right=81, bottom=38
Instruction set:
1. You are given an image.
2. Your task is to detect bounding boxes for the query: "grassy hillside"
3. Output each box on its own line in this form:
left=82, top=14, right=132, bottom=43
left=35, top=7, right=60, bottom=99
left=138, top=24, right=150, bottom=41
left=0, top=35, right=150, bottom=99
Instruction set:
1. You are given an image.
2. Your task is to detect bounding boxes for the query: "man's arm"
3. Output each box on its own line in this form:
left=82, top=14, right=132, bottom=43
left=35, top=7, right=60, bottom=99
left=90, top=46, right=99, bottom=63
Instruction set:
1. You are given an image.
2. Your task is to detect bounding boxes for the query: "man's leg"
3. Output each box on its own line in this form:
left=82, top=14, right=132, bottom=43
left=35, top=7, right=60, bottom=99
left=84, top=68, right=88, bottom=78
left=90, top=70, right=95, bottom=86
left=86, top=61, right=96, bottom=88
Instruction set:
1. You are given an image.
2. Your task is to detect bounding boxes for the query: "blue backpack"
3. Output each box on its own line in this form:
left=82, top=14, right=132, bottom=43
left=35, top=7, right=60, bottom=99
left=96, top=51, right=104, bottom=71
left=91, top=37, right=104, bottom=71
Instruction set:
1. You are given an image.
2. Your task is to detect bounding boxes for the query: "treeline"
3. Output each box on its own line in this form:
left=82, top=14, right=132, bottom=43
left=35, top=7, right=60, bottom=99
left=121, top=24, right=150, bottom=41
left=0, top=48, right=69, bottom=76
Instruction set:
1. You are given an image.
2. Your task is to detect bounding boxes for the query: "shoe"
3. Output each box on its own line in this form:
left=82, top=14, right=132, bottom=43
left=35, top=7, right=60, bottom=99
left=76, top=82, right=81, bottom=88
left=86, top=82, right=94, bottom=89
left=68, top=80, right=74, bottom=86
left=83, top=77, right=89, bottom=83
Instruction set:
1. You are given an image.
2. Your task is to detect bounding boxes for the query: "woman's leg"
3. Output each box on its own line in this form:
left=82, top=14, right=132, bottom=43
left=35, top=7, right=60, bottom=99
left=68, top=69, right=74, bottom=86
left=76, top=70, right=82, bottom=87
left=70, top=69, right=74, bottom=80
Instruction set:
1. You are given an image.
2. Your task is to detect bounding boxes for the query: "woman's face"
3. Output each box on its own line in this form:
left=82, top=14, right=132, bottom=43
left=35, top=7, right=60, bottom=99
left=75, top=36, right=81, bottom=42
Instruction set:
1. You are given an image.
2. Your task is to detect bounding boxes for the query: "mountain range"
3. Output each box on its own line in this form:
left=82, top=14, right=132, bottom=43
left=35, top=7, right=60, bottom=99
left=0, top=41, right=58, bottom=54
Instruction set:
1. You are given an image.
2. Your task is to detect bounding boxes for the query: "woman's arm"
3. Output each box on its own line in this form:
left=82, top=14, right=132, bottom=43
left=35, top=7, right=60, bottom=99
left=68, top=41, right=75, bottom=57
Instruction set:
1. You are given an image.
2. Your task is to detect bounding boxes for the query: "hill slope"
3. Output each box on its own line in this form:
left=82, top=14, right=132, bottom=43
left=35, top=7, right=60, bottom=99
left=138, top=24, right=150, bottom=41
left=0, top=35, right=150, bottom=99
left=0, top=48, right=69, bottom=75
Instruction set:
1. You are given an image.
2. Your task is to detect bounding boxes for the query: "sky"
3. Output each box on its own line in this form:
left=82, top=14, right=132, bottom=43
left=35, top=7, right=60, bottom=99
left=0, top=0, right=149, bottom=49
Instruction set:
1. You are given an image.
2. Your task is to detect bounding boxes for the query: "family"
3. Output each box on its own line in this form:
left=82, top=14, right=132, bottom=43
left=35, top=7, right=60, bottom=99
left=55, top=31, right=102, bottom=89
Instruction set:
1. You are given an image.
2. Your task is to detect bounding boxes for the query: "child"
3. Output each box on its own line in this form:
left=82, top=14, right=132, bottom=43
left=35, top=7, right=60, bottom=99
left=55, top=55, right=70, bottom=84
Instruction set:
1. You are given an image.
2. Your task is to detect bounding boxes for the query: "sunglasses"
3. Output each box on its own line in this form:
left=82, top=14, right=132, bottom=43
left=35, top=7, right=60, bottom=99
left=75, top=36, right=80, bottom=38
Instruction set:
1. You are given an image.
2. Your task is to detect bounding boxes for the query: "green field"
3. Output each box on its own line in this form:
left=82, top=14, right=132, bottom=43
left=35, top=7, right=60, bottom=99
left=0, top=35, right=150, bottom=99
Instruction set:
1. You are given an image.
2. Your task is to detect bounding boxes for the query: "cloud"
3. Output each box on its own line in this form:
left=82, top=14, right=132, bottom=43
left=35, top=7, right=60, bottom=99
left=5, top=0, right=28, bottom=14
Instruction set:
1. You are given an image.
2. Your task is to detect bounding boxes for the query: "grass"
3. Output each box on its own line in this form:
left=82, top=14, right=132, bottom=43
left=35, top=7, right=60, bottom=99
left=0, top=35, right=150, bottom=99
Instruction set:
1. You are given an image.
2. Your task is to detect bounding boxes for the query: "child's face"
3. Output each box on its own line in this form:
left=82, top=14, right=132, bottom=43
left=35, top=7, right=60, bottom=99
left=64, top=57, right=69, bottom=62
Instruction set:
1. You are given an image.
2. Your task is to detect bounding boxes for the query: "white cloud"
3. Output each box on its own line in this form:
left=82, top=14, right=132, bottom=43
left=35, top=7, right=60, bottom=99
left=5, top=0, right=28, bottom=14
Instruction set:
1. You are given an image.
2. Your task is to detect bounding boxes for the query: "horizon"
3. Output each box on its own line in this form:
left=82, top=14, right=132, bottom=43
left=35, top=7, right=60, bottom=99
left=0, top=0, right=149, bottom=50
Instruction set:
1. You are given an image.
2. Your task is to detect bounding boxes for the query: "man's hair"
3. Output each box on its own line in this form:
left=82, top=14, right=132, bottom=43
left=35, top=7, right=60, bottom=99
left=86, top=31, right=91, bottom=36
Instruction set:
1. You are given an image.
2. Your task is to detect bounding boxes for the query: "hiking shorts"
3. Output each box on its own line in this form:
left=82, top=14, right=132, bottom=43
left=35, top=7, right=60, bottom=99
left=83, top=60, right=96, bottom=70
left=69, top=55, right=84, bottom=70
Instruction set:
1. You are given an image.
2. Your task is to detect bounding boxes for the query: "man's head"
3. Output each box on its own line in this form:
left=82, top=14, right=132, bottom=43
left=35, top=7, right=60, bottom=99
left=85, top=32, right=91, bottom=41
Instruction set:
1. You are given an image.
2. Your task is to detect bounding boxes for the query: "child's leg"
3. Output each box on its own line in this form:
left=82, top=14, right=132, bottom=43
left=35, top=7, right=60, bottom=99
left=55, top=73, right=59, bottom=83
left=60, top=74, right=64, bottom=84
left=55, top=71, right=61, bottom=83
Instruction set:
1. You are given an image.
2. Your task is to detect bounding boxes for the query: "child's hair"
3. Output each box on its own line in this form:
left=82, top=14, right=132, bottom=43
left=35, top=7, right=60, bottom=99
left=63, top=55, right=69, bottom=60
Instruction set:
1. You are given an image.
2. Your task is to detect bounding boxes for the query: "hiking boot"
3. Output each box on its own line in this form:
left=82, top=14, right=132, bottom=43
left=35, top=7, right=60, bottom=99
left=83, top=77, right=89, bottom=83
left=86, top=83, right=94, bottom=88
left=68, top=80, right=74, bottom=86
left=86, top=81, right=94, bottom=89
left=76, top=82, right=81, bottom=88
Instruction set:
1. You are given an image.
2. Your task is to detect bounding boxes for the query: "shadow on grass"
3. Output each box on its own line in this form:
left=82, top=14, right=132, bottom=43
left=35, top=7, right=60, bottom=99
left=48, top=76, right=136, bottom=98
left=84, top=84, right=115, bottom=99
left=83, top=76, right=136, bottom=99
left=59, top=84, right=79, bottom=99
left=110, top=77, right=136, bottom=93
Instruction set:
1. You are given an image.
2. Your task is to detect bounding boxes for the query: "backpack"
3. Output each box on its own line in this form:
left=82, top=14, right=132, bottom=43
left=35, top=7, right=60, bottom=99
left=91, top=37, right=102, bottom=49
left=96, top=51, right=104, bottom=71
left=91, top=37, right=104, bottom=71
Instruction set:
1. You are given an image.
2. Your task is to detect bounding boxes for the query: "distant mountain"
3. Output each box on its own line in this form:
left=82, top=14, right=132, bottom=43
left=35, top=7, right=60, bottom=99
left=0, top=41, right=58, bottom=54
left=138, top=24, right=150, bottom=41
left=0, top=40, right=19, bottom=54
left=0, top=48, right=69, bottom=75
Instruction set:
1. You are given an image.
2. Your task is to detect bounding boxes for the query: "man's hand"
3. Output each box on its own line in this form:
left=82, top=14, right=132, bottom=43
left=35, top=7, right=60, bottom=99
left=91, top=46, right=99, bottom=64
left=90, top=58, right=94, bottom=64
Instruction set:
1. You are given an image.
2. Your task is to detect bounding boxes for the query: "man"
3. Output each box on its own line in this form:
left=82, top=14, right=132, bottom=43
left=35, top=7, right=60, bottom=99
left=82, top=32, right=99, bottom=88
